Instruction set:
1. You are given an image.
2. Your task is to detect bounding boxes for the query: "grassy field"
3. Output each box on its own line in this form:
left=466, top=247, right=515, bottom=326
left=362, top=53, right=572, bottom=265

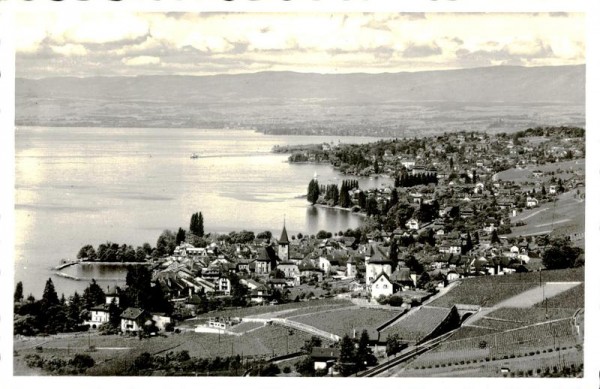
left=380, top=306, right=453, bottom=342
left=495, top=159, right=585, bottom=183
left=14, top=321, right=330, bottom=376
left=533, top=283, right=584, bottom=309
left=290, top=307, right=399, bottom=338
left=193, top=298, right=354, bottom=321
left=428, top=267, right=584, bottom=308
left=508, top=188, right=584, bottom=238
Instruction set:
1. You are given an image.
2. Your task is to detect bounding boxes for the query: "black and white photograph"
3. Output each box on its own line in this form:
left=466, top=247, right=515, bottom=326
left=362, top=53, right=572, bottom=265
left=0, top=1, right=596, bottom=386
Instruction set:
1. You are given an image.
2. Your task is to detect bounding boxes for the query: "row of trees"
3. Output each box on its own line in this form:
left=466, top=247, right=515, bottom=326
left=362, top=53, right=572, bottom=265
left=394, top=172, right=438, bottom=187
left=77, top=242, right=151, bottom=263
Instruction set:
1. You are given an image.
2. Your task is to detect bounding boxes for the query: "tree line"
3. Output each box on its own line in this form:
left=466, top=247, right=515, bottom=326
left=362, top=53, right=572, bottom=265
left=14, top=266, right=172, bottom=336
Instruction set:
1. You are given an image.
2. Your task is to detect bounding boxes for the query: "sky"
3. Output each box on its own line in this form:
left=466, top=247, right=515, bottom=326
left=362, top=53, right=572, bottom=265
left=14, top=12, right=586, bottom=78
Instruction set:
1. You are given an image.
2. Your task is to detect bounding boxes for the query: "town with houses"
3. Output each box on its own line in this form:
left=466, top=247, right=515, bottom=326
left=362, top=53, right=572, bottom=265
left=14, top=127, right=585, bottom=377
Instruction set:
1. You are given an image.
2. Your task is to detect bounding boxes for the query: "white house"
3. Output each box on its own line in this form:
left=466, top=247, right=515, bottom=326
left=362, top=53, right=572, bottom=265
left=405, top=218, right=420, bottom=231
left=526, top=197, right=539, bottom=208
left=85, top=305, right=110, bottom=329
left=318, top=256, right=332, bottom=275
left=402, top=161, right=416, bottom=169
left=120, top=308, right=150, bottom=333
left=151, top=313, right=172, bottom=331
left=371, top=272, right=394, bottom=299
left=365, top=246, right=393, bottom=286
left=215, top=276, right=231, bottom=295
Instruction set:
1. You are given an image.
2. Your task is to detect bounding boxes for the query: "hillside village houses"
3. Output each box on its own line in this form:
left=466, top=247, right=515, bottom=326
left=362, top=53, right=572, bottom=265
left=85, top=129, right=583, bottom=335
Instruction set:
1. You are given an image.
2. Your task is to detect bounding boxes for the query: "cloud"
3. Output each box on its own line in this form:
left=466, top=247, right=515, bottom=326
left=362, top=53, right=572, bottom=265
left=122, top=56, right=161, bottom=66
left=403, top=42, right=442, bottom=58
left=14, top=12, right=585, bottom=78
left=50, top=43, right=88, bottom=57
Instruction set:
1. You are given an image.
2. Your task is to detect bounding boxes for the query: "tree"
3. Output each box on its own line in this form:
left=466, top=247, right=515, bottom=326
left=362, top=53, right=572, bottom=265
left=307, top=179, right=320, bottom=205
left=189, top=212, right=204, bottom=237
left=316, top=230, right=331, bottom=239
left=358, top=191, right=367, bottom=209
left=366, top=197, right=379, bottom=216
left=77, top=245, right=97, bottom=261
left=463, top=232, right=473, bottom=254
left=389, top=240, right=399, bottom=272
left=356, top=330, right=373, bottom=370
left=68, top=292, right=83, bottom=325
left=125, top=266, right=152, bottom=308
left=386, top=334, right=402, bottom=356
left=156, top=230, right=176, bottom=256
left=295, top=356, right=316, bottom=376
left=542, top=239, right=582, bottom=270
left=71, top=354, right=95, bottom=370
left=175, top=227, right=186, bottom=245
left=301, top=336, right=323, bottom=354
left=41, top=278, right=59, bottom=309
left=338, top=334, right=357, bottom=376
left=82, top=279, right=106, bottom=309
left=491, top=230, right=501, bottom=244
left=14, top=281, right=23, bottom=302
left=256, top=231, right=272, bottom=240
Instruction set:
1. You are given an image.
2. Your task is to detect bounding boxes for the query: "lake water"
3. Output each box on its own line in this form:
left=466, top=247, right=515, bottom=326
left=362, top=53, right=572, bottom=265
left=15, top=127, right=390, bottom=298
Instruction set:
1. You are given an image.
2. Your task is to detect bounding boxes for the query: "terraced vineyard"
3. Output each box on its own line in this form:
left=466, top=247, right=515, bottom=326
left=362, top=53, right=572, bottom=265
left=533, top=283, right=584, bottom=309
left=475, top=308, right=576, bottom=332
left=447, top=326, right=496, bottom=341
left=416, top=319, right=577, bottom=366
left=380, top=306, right=456, bottom=342
left=195, top=298, right=354, bottom=320
left=290, top=307, right=399, bottom=338
left=429, top=268, right=584, bottom=308
left=163, top=324, right=323, bottom=360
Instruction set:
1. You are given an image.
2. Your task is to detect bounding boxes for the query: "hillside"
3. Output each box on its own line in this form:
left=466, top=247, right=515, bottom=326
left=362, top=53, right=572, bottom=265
left=15, top=65, right=585, bottom=135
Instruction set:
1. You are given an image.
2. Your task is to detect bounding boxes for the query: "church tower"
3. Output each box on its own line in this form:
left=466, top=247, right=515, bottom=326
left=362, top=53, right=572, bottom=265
left=278, top=221, right=290, bottom=261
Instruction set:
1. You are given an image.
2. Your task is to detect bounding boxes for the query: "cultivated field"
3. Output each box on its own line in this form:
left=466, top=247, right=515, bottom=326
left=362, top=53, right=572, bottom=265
left=290, top=307, right=400, bottom=338
left=533, top=283, right=584, bottom=309
left=15, top=322, right=325, bottom=376
left=428, top=267, right=584, bottom=308
left=473, top=308, right=576, bottom=332
left=194, top=298, right=355, bottom=321
left=508, top=188, right=584, bottom=238
left=415, top=318, right=577, bottom=366
left=380, top=306, right=453, bottom=342
left=495, top=159, right=585, bottom=183
left=397, top=346, right=582, bottom=377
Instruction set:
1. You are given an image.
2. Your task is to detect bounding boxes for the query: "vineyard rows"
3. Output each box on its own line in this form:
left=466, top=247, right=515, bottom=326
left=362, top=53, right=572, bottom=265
left=381, top=307, right=453, bottom=342
left=417, top=319, right=577, bottom=365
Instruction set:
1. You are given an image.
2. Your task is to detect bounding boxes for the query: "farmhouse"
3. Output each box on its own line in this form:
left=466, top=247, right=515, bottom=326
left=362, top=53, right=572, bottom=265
left=120, top=307, right=151, bottom=333
left=311, top=347, right=341, bottom=372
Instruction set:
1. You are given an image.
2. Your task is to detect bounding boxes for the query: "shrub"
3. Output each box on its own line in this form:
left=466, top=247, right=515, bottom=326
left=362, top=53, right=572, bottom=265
left=260, top=363, right=281, bottom=376
left=282, top=366, right=291, bottom=374
left=70, top=354, right=95, bottom=370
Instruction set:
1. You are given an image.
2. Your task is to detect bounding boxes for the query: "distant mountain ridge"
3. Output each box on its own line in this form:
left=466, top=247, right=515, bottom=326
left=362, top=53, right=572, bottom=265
left=17, top=65, right=585, bottom=104
left=15, top=65, right=585, bottom=135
